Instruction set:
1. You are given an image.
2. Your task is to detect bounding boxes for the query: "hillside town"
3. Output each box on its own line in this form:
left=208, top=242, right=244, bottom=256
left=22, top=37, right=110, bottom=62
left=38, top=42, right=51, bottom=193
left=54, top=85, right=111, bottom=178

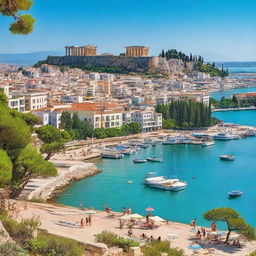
left=1, top=62, right=255, bottom=132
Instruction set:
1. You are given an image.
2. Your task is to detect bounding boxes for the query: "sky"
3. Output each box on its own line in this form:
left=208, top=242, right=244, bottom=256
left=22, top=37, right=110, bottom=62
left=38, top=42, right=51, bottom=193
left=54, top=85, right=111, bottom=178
left=1, top=0, right=256, bottom=61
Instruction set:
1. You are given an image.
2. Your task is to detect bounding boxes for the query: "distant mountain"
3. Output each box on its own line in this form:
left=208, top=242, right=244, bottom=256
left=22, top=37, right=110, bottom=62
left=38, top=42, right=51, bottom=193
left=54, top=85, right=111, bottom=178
left=0, top=51, right=63, bottom=65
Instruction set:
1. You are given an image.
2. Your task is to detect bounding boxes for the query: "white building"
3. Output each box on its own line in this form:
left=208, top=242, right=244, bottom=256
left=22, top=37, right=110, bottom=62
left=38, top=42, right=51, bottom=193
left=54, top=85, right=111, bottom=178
left=24, top=92, right=48, bottom=111
left=131, top=110, right=162, bottom=132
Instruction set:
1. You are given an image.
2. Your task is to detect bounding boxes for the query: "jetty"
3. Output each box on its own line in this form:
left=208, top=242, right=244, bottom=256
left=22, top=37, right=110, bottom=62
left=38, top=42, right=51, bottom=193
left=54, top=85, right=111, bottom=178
left=212, top=106, right=256, bottom=112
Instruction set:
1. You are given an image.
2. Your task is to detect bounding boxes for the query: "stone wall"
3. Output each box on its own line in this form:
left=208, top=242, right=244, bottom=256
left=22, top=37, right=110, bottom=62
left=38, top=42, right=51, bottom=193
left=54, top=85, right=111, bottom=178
left=27, top=163, right=100, bottom=201
left=47, top=56, right=153, bottom=73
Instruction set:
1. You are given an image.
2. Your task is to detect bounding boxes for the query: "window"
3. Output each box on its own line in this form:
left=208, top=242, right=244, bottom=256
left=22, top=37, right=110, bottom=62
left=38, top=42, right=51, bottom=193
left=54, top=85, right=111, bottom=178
left=33, top=99, right=35, bottom=103
left=116, top=115, right=119, bottom=119
left=106, top=116, right=110, bottom=121
left=95, top=117, right=100, bottom=122
left=111, top=122, right=114, bottom=126
left=115, top=122, right=119, bottom=126
left=111, top=116, right=114, bottom=120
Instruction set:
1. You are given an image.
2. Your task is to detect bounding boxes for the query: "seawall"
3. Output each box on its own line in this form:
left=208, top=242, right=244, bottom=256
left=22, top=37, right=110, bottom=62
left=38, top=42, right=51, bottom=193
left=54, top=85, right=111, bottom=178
left=20, top=162, right=101, bottom=201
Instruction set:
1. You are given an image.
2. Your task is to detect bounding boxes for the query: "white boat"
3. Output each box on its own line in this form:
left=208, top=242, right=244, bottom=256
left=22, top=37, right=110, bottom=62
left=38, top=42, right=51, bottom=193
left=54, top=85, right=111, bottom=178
left=171, top=181, right=187, bottom=191
left=201, top=141, right=215, bottom=146
left=220, top=154, right=234, bottom=161
left=144, top=176, right=166, bottom=185
left=213, top=133, right=233, bottom=140
left=146, top=157, right=163, bottom=162
left=133, top=159, right=147, bottom=163
left=163, top=136, right=178, bottom=145
left=102, top=153, right=124, bottom=159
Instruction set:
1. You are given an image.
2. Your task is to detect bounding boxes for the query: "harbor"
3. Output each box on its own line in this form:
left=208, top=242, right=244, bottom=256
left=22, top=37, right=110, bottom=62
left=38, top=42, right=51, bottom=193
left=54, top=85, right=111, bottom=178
left=56, top=117, right=256, bottom=229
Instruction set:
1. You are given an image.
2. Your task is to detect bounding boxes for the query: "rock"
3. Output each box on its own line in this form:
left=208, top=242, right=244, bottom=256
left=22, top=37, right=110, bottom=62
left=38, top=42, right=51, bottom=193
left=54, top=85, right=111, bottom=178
left=0, top=220, right=13, bottom=245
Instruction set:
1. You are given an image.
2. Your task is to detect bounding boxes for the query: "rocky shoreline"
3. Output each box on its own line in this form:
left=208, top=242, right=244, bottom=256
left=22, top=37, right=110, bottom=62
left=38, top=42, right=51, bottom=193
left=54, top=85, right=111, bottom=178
left=20, top=161, right=101, bottom=201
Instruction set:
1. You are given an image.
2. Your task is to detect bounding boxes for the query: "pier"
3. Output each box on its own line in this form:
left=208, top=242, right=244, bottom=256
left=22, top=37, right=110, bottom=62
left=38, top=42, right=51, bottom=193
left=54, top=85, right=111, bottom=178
left=212, top=106, right=256, bottom=112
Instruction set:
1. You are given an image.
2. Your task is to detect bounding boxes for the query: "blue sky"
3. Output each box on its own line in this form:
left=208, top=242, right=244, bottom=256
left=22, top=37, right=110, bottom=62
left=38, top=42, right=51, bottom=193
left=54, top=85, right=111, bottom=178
left=1, top=0, right=256, bottom=61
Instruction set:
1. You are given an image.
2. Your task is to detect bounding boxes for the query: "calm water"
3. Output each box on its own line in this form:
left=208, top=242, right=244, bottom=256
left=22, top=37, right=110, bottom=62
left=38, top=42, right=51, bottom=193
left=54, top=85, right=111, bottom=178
left=57, top=120, right=256, bottom=227
left=211, top=87, right=256, bottom=101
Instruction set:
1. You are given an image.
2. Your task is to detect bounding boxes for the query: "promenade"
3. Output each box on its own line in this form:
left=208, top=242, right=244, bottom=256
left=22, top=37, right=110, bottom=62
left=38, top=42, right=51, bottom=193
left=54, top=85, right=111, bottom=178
left=212, top=106, right=256, bottom=112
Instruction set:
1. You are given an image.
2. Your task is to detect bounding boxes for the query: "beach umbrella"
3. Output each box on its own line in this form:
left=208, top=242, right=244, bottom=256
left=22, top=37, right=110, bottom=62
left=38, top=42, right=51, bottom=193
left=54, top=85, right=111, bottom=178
left=149, top=216, right=165, bottom=222
left=145, top=207, right=154, bottom=212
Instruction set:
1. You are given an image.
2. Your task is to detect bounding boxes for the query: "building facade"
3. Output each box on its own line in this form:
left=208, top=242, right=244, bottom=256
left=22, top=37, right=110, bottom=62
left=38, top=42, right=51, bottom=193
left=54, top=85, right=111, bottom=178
left=24, top=92, right=48, bottom=111
left=131, top=110, right=162, bottom=132
left=125, top=46, right=149, bottom=57
left=65, top=45, right=97, bottom=56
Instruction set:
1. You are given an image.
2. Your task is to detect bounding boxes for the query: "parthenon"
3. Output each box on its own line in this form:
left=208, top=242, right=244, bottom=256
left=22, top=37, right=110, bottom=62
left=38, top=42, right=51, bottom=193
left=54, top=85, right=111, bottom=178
left=65, top=45, right=97, bottom=56
left=125, top=46, right=149, bottom=57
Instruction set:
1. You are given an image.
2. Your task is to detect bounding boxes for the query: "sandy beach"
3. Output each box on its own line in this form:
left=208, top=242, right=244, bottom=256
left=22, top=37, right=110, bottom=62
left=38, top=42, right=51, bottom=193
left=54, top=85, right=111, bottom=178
left=16, top=202, right=256, bottom=256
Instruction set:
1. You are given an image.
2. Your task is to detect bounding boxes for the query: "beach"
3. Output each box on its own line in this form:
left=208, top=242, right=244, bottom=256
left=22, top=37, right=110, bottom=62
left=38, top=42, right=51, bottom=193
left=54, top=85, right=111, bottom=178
left=15, top=201, right=256, bottom=256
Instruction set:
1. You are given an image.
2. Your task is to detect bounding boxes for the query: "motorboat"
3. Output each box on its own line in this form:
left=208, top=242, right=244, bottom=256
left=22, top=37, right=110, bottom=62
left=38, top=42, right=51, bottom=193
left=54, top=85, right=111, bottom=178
left=191, top=133, right=209, bottom=138
left=146, top=157, right=163, bottom=162
left=201, top=141, right=215, bottom=146
left=133, top=159, right=147, bottom=163
left=102, top=153, right=124, bottom=159
left=228, top=190, right=242, bottom=198
left=162, top=136, right=178, bottom=145
left=213, top=133, right=233, bottom=140
left=144, top=176, right=166, bottom=185
left=140, top=144, right=149, bottom=148
left=220, top=155, right=234, bottom=161
left=170, top=181, right=187, bottom=191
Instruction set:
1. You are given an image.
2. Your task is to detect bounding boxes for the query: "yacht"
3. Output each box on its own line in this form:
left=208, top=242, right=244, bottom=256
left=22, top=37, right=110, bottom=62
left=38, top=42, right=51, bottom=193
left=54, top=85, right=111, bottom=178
left=102, top=153, right=124, bottom=159
left=171, top=181, right=187, bottom=191
left=162, top=136, right=178, bottom=145
left=213, top=133, right=233, bottom=140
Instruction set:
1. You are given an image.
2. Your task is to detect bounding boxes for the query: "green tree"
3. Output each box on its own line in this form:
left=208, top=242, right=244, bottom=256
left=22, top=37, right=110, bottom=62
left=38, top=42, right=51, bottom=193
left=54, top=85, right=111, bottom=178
left=0, top=149, right=12, bottom=187
left=40, top=142, right=65, bottom=160
left=35, top=125, right=63, bottom=144
left=94, top=128, right=107, bottom=139
left=9, top=110, right=40, bottom=127
left=60, top=111, right=73, bottom=130
left=0, top=0, right=35, bottom=34
left=0, top=89, right=8, bottom=106
left=11, top=145, right=57, bottom=197
left=204, top=207, right=256, bottom=243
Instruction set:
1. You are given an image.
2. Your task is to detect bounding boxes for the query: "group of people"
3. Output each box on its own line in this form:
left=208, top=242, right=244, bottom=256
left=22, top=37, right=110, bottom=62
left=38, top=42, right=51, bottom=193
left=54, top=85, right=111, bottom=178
left=191, top=218, right=218, bottom=240
left=140, top=233, right=161, bottom=242
left=80, top=215, right=92, bottom=228
left=122, top=207, right=132, bottom=215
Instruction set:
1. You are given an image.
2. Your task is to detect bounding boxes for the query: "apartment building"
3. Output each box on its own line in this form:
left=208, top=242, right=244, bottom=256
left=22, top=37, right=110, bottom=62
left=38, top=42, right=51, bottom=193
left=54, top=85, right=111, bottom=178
left=70, top=103, right=123, bottom=129
left=131, top=110, right=162, bottom=132
left=24, top=92, right=48, bottom=111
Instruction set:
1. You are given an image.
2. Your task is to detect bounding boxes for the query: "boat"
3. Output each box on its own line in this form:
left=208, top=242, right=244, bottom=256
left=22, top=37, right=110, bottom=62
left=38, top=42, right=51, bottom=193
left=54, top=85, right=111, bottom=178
left=162, top=136, right=178, bottom=145
left=146, top=157, right=163, bottom=162
left=228, top=190, right=243, bottom=198
left=144, top=176, right=166, bottom=185
left=121, top=149, right=134, bottom=155
left=133, top=159, right=147, bottom=163
left=102, top=153, right=124, bottom=159
left=213, top=133, right=233, bottom=140
left=201, top=141, right=215, bottom=146
left=191, top=133, right=209, bottom=138
left=140, top=144, right=149, bottom=148
left=220, top=155, right=234, bottom=161
left=171, top=181, right=187, bottom=191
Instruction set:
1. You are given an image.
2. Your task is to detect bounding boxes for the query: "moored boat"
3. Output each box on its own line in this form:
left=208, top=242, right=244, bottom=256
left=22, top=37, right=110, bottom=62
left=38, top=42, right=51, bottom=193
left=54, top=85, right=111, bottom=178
left=213, top=133, right=233, bottom=140
left=146, top=157, right=163, bottom=162
left=228, top=190, right=242, bottom=198
left=102, top=153, right=124, bottom=159
left=133, top=159, right=147, bottom=163
left=201, top=141, right=215, bottom=146
left=170, top=181, right=187, bottom=191
left=220, top=154, right=234, bottom=161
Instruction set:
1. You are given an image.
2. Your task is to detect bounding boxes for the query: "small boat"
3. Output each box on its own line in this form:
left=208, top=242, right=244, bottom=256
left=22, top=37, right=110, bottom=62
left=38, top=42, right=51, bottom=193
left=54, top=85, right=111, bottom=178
left=228, top=190, right=243, bottom=198
left=133, top=159, right=147, bottom=163
left=220, top=155, right=234, bottom=161
left=140, top=144, right=149, bottom=148
left=146, top=157, right=163, bottom=162
left=102, top=153, right=124, bottom=159
left=162, top=136, right=178, bottom=145
left=201, top=141, right=215, bottom=146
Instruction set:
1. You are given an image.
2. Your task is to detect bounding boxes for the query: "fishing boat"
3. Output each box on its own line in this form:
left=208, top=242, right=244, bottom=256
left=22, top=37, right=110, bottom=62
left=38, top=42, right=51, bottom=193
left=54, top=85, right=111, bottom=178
left=133, top=159, right=147, bottom=163
left=228, top=190, right=243, bottom=198
left=220, top=154, right=234, bottom=161
left=102, top=153, right=124, bottom=159
left=213, top=133, right=233, bottom=140
left=201, top=140, right=215, bottom=146
left=146, top=157, right=163, bottom=162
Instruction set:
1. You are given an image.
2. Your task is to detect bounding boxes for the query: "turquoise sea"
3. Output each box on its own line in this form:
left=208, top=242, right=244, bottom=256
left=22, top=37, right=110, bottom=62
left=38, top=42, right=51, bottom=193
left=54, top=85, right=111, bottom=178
left=56, top=111, right=256, bottom=228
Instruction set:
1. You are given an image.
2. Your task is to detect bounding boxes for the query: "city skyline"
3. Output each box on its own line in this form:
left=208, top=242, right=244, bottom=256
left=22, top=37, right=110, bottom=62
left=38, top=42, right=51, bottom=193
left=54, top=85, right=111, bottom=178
left=0, top=0, right=256, bottom=61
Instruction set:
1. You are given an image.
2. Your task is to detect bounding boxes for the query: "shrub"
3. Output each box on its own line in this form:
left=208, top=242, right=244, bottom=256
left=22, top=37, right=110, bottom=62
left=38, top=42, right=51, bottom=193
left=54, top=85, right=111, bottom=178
left=29, top=233, right=85, bottom=256
left=0, top=242, right=27, bottom=256
left=96, top=231, right=139, bottom=252
left=30, top=197, right=45, bottom=203
left=142, top=240, right=184, bottom=256
left=0, top=215, right=40, bottom=247
left=248, top=251, right=256, bottom=256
